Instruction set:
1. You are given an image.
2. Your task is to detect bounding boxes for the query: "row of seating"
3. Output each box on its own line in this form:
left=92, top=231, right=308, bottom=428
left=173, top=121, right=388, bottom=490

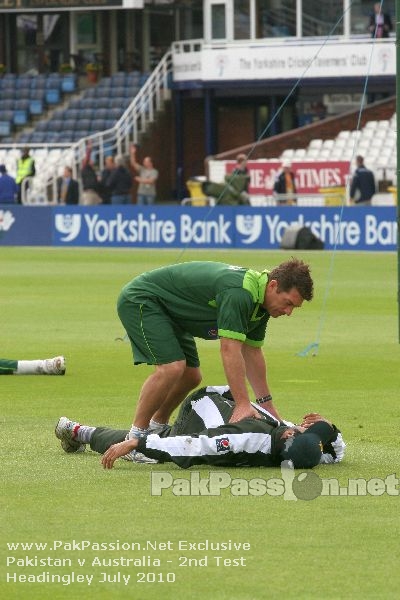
left=0, top=73, right=77, bottom=139
left=280, top=116, right=397, bottom=172
left=17, top=73, right=144, bottom=145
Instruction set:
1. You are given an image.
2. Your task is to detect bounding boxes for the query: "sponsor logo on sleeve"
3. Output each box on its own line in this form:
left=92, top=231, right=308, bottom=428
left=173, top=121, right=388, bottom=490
left=216, top=437, right=231, bottom=453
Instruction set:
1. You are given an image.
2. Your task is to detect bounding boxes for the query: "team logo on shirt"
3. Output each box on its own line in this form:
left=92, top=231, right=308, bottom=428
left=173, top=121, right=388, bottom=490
left=216, top=437, right=231, bottom=452
left=206, top=327, right=219, bottom=339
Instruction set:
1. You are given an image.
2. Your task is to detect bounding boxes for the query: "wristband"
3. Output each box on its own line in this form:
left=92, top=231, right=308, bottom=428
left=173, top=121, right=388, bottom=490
left=255, top=394, right=273, bottom=405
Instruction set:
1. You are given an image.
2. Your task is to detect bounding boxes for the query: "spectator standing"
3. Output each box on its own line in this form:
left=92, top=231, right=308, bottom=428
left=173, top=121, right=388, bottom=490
left=129, top=144, right=158, bottom=205
left=0, top=164, right=18, bottom=204
left=368, top=2, right=392, bottom=38
left=16, top=147, right=35, bottom=203
left=57, top=166, right=79, bottom=205
left=350, top=155, right=376, bottom=205
left=81, top=141, right=102, bottom=205
left=273, top=161, right=297, bottom=205
left=99, top=156, right=115, bottom=205
left=231, top=152, right=250, bottom=192
left=108, top=155, right=133, bottom=205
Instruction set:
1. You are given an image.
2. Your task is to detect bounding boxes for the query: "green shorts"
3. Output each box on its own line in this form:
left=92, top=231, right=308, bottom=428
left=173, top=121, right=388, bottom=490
left=117, top=292, right=200, bottom=367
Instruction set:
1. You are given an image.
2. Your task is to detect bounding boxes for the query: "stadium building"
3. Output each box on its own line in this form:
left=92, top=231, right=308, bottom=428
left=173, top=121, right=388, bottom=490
left=0, top=0, right=396, bottom=201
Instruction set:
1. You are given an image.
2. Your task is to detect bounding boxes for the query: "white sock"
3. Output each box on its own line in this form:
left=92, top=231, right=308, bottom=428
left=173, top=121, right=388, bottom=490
left=16, top=360, right=45, bottom=375
left=149, top=419, right=168, bottom=434
left=128, top=425, right=148, bottom=440
left=75, top=425, right=96, bottom=444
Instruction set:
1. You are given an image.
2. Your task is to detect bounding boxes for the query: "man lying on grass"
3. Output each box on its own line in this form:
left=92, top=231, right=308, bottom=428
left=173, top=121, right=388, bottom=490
left=55, top=386, right=345, bottom=470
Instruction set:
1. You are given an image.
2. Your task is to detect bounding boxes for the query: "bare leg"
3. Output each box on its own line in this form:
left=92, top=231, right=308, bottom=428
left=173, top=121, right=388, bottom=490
left=133, top=360, right=188, bottom=429
left=152, top=366, right=202, bottom=424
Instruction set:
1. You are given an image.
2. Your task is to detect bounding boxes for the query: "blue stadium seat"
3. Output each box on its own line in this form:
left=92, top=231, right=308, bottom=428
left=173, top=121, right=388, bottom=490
left=68, top=99, right=83, bottom=110
left=29, top=99, right=44, bottom=116
left=61, top=74, right=77, bottom=93
left=80, top=108, right=94, bottom=120
left=110, top=107, right=123, bottom=120
left=64, top=108, right=80, bottom=120
left=29, top=89, right=46, bottom=101
left=1, top=110, right=14, bottom=122
left=48, top=119, right=64, bottom=131
left=1, top=74, right=16, bottom=87
left=46, top=73, right=62, bottom=87
left=139, top=73, right=150, bottom=86
left=18, top=132, right=34, bottom=144
left=95, top=108, right=109, bottom=120
left=97, top=77, right=112, bottom=88
left=83, top=87, right=97, bottom=98
left=110, top=98, right=124, bottom=109
left=63, top=119, right=77, bottom=131
left=80, top=98, right=95, bottom=109
left=91, top=119, right=107, bottom=132
left=30, top=75, right=47, bottom=89
left=0, top=121, right=12, bottom=137
left=16, top=75, right=32, bottom=90
left=1, top=88, right=16, bottom=100
left=45, top=89, right=61, bottom=105
left=0, top=99, right=15, bottom=111
left=111, top=72, right=127, bottom=85
left=35, top=120, right=50, bottom=132
left=30, top=131, right=48, bottom=144
left=14, top=99, right=30, bottom=111
left=61, top=130, right=76, bottom=142
left=112, top=86, right=126, bottom=99
left=13, top=110, right=28, bottom=126
left=16, top=87, right=31, bottom=100
left=75, top=119, right=92, bottom=133
left=46, top=131, right=63, bottom=143
left=91, top=97, right=112, bottom=109
left=125, top=85, right=141, bottom=98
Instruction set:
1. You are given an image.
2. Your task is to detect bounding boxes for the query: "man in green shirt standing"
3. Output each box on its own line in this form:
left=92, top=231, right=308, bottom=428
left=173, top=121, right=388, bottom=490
left=117, top=258, right=314, bottom=458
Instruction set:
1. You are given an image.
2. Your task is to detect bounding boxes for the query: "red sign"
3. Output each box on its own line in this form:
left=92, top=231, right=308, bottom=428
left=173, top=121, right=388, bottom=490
left=226, top=160, right=351, bottom=195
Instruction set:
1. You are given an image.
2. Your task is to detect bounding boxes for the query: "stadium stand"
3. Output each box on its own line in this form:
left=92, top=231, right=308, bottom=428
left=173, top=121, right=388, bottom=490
left=10, top=70, right=149, bottom=145
left=0, top=72, right=78, bottom=140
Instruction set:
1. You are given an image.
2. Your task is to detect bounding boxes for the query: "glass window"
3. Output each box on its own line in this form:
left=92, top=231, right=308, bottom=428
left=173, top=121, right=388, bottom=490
left=350, top=0, right=395, bottom=36
left=179, top=0, right=203, bottom=40
left=255, top=0, right=296, bottom=38
left=302, top=0, right=343, bottom=37
left=212, top=4, right=226, bottom=39
left=77, top=13, right=97, bottom=46
left=234, top=0, right=250, bottom=40
left=17, top=15, right=38, bottom=72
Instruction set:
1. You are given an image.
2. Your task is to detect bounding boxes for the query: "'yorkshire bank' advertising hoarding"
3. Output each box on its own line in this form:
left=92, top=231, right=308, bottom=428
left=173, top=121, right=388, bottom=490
left=224, top=160, right=350, bottom=196
left=0, top=206, right=396, bottom=251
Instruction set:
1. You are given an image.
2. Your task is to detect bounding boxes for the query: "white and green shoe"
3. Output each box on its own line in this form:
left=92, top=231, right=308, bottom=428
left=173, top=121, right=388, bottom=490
left=55, top=416, right=85, bottom=453
left=43, top=356, right=66, bottom=375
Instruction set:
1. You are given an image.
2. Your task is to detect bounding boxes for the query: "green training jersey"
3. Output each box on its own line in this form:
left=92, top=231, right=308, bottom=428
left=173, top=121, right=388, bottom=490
left=121, top=261, right=271, bottom=345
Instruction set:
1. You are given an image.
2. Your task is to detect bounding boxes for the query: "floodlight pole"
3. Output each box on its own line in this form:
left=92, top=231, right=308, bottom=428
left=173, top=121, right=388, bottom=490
left=397, top=0, right=400, bottom=343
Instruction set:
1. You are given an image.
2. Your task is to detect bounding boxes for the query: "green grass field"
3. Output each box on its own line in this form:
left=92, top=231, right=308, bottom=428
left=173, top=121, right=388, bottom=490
left=1, top=247, right=399, bottom=600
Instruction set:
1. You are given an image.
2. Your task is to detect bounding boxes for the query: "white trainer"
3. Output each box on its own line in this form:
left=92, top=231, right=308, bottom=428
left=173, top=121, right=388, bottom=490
left=55, top=416, right=85, bottom=453
left=121, top=450, right=158, bottom=464
left=43, top=356, right=66, bottom=375
left=121, top=432, right=158, bottom=463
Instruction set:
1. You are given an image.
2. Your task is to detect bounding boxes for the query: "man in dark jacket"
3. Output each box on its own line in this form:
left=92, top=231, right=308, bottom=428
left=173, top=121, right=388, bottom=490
left=273, top=161, right=297, bottom=205
left=57, top=166, right=80, bottom=205
left=368, top=2, right=392, bottom=38
left=108, top=155, right=133, bottom=205
left=350, top=155, right=376, bottom=205
left=0, top=164, right=18, bottom=204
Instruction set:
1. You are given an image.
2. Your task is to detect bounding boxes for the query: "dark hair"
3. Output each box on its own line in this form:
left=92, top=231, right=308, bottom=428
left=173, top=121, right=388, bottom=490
left=269, top=258, right=313, bottom=301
